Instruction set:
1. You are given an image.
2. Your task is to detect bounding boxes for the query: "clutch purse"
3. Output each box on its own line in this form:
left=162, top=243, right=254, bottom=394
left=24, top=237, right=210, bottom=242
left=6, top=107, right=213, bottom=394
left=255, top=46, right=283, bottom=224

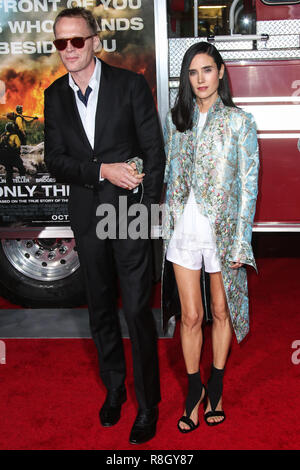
left=125, top=156, right=144, bottom=201
left=125, top=156, right=143, bottom=174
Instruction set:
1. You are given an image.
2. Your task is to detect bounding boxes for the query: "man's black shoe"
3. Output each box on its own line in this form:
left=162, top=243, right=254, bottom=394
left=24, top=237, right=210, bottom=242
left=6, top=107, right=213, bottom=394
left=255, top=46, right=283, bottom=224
left=99, top=387, right=127, bottom=427
left=129, top=406, right=158, bottom=444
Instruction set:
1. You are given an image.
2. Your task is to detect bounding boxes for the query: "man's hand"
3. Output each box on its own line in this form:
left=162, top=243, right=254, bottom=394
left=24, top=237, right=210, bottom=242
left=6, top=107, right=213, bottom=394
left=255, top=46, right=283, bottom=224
left=101, top=162, right=144, bottom=190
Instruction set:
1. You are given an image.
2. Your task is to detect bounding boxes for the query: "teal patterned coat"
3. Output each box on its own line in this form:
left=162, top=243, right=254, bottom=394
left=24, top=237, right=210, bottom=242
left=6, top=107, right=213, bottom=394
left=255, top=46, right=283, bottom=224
left=162, top=96, right=259, bottom=343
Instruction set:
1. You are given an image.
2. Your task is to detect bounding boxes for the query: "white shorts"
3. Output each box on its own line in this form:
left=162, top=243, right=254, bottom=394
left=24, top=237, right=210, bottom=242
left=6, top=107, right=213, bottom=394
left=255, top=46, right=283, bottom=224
left=166, top=245, right=221, bottom=272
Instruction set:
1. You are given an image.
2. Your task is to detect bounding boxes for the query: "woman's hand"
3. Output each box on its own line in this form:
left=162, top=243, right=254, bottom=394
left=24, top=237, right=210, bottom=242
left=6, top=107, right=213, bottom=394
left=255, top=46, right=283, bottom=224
left=230, top=260, right=243, bottom=269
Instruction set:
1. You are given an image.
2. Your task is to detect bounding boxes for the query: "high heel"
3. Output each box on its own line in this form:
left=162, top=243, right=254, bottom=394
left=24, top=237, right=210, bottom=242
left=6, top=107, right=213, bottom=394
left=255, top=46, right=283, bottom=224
left=177, top=371, right=206, bottom=433
left=204, top=365, right=226, bottom=426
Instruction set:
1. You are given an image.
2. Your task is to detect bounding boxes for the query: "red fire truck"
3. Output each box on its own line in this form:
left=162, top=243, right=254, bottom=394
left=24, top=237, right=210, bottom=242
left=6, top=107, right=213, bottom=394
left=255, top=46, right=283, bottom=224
left=0, top=0, right=299, bottom=309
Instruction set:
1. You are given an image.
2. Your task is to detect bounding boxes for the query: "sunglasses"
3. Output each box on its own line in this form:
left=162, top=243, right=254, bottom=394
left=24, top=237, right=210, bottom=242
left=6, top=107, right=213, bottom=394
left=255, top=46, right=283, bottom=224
left=53, top=34, right=95, bottom=51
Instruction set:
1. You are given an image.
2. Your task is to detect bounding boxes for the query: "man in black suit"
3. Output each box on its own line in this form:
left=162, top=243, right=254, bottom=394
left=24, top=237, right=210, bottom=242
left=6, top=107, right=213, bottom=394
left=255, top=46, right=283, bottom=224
left=44, top=7, right=165, bottom=445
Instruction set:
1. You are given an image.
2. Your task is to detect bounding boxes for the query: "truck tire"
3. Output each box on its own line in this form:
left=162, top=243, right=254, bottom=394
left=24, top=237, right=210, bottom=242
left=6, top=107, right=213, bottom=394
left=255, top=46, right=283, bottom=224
left=0, top=238, right=86, bottom=308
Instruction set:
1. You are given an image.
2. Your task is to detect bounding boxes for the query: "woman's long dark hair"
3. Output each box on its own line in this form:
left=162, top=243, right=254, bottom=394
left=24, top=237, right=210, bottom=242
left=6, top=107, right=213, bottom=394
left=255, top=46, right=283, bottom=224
left=171, top=42, right=236, bottom=132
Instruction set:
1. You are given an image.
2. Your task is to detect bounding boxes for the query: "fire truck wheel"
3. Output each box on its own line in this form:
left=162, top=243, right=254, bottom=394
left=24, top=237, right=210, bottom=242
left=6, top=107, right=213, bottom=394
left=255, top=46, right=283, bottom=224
left=0, top=238, right=86, bottom=307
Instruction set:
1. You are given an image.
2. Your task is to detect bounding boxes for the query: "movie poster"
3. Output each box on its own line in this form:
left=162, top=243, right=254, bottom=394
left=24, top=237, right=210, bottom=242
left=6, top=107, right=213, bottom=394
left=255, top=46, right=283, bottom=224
left=0, top=0, right=156, bottom=227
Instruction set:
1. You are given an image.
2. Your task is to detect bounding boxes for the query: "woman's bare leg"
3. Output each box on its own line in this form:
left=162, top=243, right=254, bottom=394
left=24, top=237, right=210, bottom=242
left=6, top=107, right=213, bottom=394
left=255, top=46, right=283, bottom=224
left=173, top=263, right=206, bottom=430
left=205, top=271, right=233, bottom=423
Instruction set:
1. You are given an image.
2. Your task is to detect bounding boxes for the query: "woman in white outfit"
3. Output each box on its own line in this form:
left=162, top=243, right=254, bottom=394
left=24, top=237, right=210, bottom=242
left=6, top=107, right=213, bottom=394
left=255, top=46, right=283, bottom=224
left=163, top=42, right=259, bottom=432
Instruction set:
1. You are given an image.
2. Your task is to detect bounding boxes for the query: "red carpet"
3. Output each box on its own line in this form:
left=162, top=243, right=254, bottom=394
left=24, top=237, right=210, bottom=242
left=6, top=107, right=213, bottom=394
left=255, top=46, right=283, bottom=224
left=0, top=257, right=300, bottom=450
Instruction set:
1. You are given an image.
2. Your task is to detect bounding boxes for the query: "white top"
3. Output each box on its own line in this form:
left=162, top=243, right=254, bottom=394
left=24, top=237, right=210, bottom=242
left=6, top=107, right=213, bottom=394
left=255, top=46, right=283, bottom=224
left=168, top=112, right=216, bottom=251
left=68, top=57, right=101, bottom=150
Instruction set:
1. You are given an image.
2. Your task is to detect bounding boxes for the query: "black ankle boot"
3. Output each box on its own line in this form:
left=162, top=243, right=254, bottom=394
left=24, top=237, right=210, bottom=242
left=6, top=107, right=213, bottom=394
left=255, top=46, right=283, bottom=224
left=204, top=365, right=226, bottom=426
left=177, top=371, right=206, bottom=433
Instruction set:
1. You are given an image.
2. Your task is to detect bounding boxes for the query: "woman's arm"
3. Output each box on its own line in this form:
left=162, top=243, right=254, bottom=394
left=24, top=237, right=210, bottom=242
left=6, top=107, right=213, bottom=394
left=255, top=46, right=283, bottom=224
left=229, top=114, right=259, bottom=269
left=163, top=111, right=173, bottom=185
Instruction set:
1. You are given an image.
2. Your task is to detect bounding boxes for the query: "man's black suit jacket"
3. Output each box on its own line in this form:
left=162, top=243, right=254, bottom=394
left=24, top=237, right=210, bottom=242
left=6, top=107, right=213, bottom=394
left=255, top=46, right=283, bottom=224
left=44, top=59, right=165, bottom=235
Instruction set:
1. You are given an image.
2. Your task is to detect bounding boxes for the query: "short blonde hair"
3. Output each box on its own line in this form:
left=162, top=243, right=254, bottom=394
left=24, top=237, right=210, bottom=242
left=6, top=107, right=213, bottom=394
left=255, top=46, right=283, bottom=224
left=54, top=7, right=98, bottom=36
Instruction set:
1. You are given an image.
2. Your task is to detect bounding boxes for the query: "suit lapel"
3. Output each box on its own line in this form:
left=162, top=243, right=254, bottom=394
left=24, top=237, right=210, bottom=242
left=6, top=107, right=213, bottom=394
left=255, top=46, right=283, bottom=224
left=94, top=60, right=112, bottom=152
left=59, top=76, right=93, bottom=152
